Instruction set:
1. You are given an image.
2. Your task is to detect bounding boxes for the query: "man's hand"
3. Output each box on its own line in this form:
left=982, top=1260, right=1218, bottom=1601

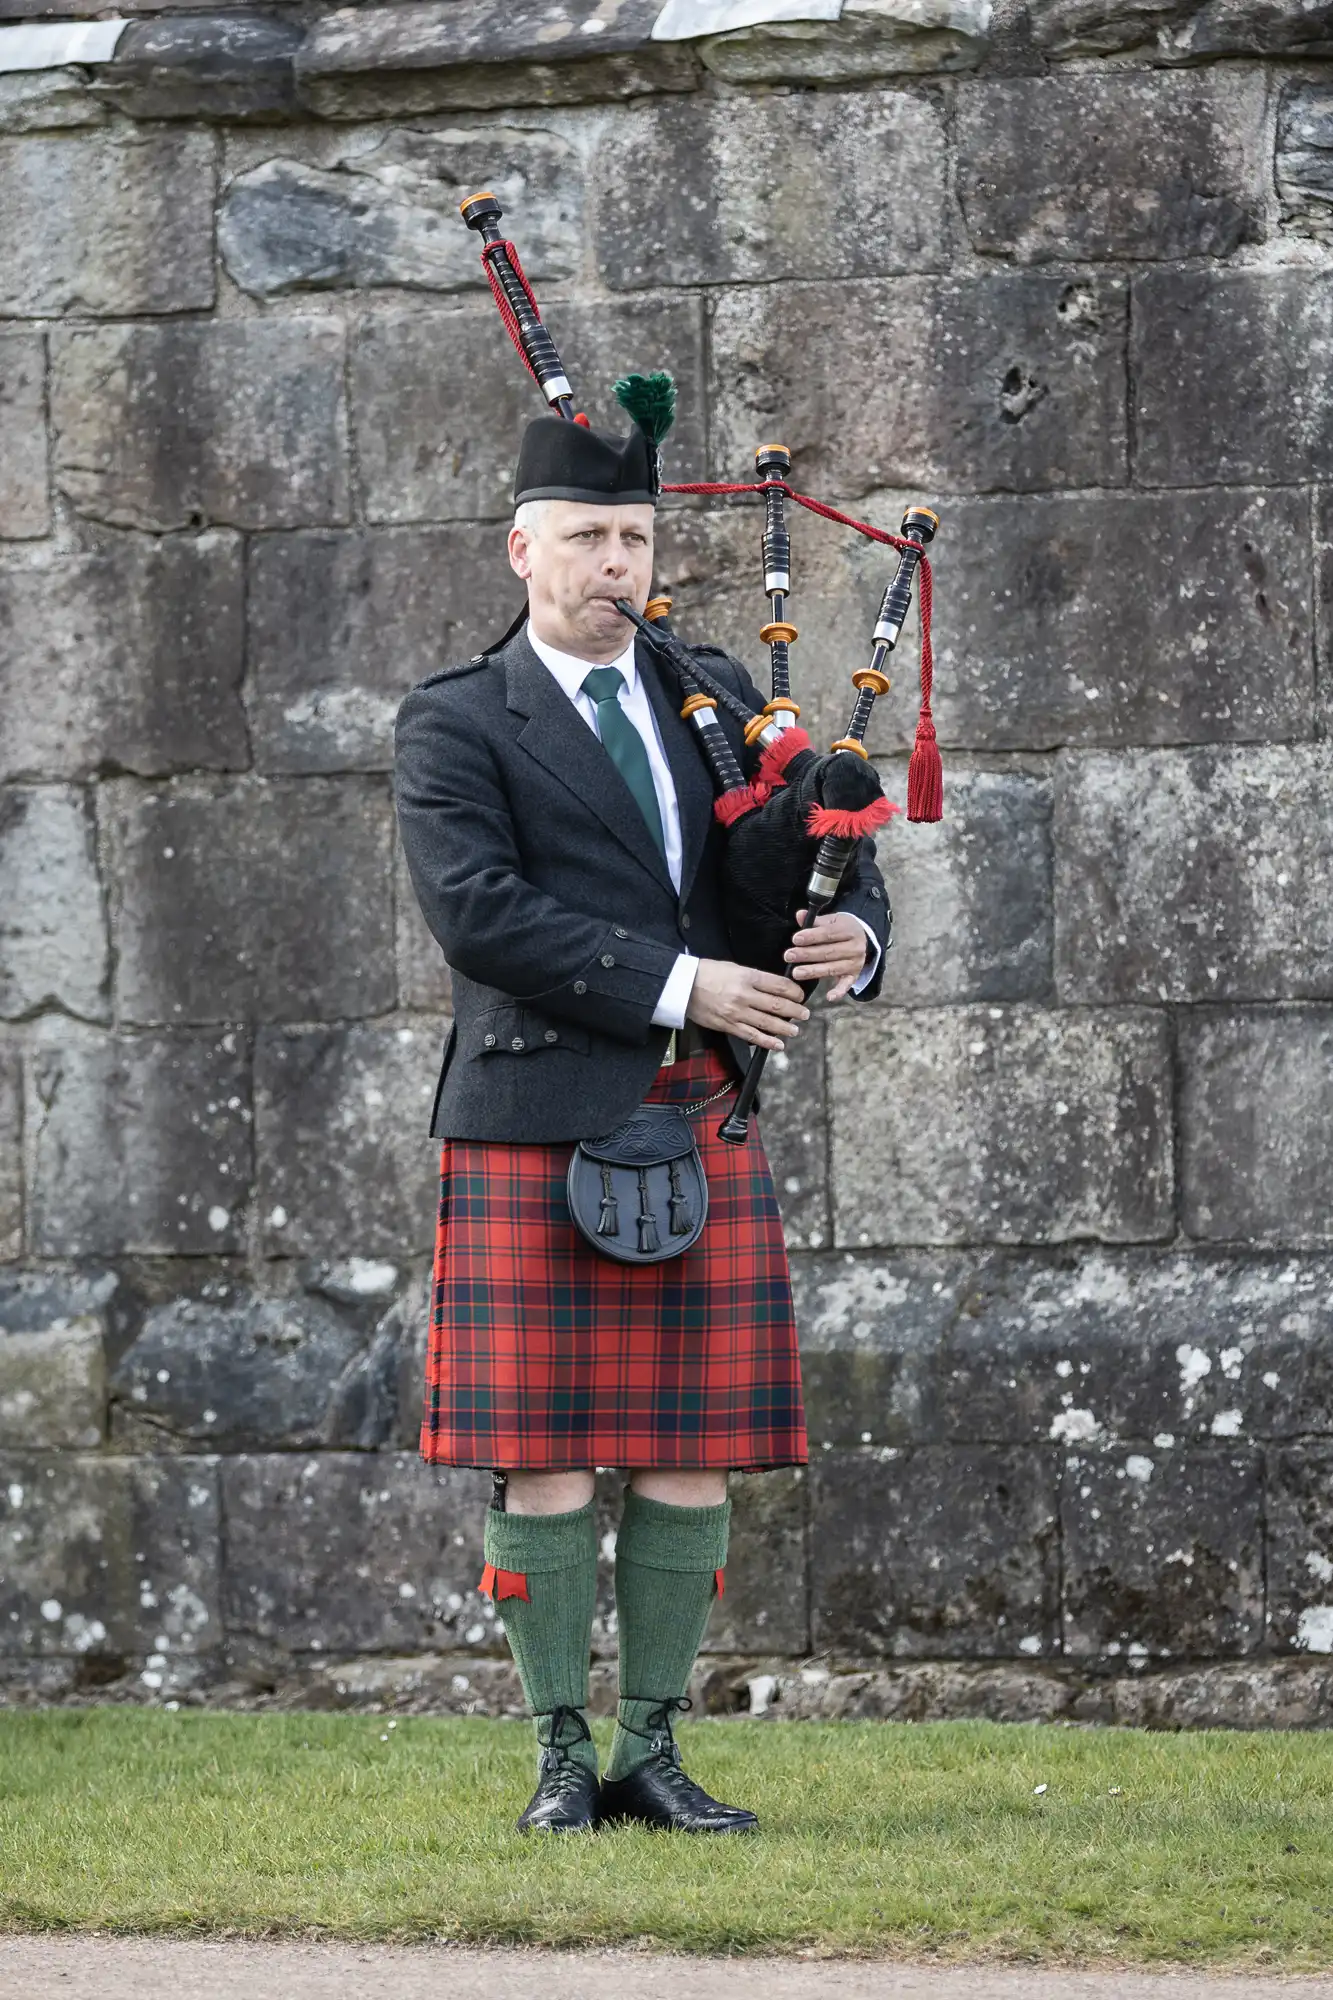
left=686, top=960, right=810, bottom=1053
left=783, top=910, right=869, bottom=1002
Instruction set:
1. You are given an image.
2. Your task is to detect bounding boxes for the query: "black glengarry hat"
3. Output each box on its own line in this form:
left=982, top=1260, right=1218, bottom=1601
left=512, top=371, right=677, bottom=507
left=513, top=416, right=655, bottom=506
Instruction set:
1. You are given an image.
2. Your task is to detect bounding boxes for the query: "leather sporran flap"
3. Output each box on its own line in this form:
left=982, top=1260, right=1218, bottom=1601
left=567, top=1105, right=708, bottom=1265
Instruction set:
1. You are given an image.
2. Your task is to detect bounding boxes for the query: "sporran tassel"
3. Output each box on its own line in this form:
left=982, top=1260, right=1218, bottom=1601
left=597, top=1162, right=620, bottom=1237
left=636, top=1167, right=660, bottom=1254
left=667, top=1158, right=692, bottom=1236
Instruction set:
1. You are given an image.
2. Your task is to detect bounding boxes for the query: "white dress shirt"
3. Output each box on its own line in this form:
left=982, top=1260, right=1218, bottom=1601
left=526, top=622, right=880, bottom=1029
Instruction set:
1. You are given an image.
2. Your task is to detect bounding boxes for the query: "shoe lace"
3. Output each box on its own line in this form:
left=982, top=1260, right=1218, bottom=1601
left=535, top=1703, right=594, bottom=1787
left=621, top=1694, right=692, bottom=1768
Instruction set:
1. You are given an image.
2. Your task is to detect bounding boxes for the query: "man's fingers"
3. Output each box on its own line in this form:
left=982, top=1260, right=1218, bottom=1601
left=750, top=969, right=809, bottom=1001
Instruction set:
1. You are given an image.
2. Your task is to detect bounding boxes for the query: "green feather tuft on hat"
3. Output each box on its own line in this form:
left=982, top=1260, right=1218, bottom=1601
left=613, top=371, right=676, bottom=450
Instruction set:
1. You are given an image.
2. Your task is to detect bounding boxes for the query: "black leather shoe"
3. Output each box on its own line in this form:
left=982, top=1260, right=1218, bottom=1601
left=598, top=1698, right=758, bottom=1835
left=516, top=1707, right=600, bottom=1834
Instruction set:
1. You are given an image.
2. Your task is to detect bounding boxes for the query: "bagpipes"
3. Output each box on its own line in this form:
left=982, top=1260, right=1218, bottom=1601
left=460, top=191, right=940, bottom=1145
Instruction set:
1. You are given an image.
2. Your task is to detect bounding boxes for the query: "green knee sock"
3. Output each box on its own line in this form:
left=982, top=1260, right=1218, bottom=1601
left=605, top=1488, right=731, bottom=1783
left=483, top=1499, right=599, bottom=1776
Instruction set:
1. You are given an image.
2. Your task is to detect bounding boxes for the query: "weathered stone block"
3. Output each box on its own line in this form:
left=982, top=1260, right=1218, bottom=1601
left=0, top=1455, right=220, bottom=1664
left=395, top=838, right=453, bottom=1013
left=1062, top=1445, right=1262, bottom=1659
left=1267, top=1446, right=1333, bottom=1655
left=755, top=1016, right=830, bottom=1252
left=52, top=321, right=348, bottom=532
left=111, top=1291, right=376, bottom=1452
left=0, top=332, right=47, bottom=538
left=829, top=1006, right=1173, bottom=1247
left=699, top=0, right=990, bottom=79
left=0, top=1051, right=17, bottom=1260
left=707, top=1468, right=808, bottom=1656
left=0, top=786, right=107, bottom=1021
left=222, top=1453, right=490, bottom=1652
left=255, top=1025, right=441, bottom=1259
left=247, top=526, right=521, bottom=773
left=93, top=14, right=301, bottom=122
left=710, top=276, right=1127, bottom=497
left=0, top=131, right=214, bottom=316
left=0, top=70, right=105, bottom=135
left=296, top=0, right=698, bottom=119
left=1181, top=1009, right=1333, bottom=1247
left=659, top=488, right=1309, bottom=752
left=108, top=777, right=394, bottom=1026
left=0, top=1271, right=114, bottom=1451
left=1134, top=272, right=1333, bottom=486
left=810, top=1447, right=1059, bottom=1657
left=594, top=88, right=946, bottom=290
left=28, top=1032, right=252, bottom=1257
left=222, top=126, right=580, bottom=299
left=875, top=767, right=1053, bottom=1003
left=0, top=537, right=247, bottom=781
left=354, top=296, right=705, bottom=523
left=0, top=1323, right=105, bottom=1451
left=1029, top=0, right=1333, bottom=58
left=1318, top=490, right=1333, bottom=742
left=957, top=72, right=1263, bottom=264
left=1277, top=83, right=1333, bottom=239
left=796, top=1247, right=1333, bottom=1451
left=1056, top=748, right=1333, bottom=1005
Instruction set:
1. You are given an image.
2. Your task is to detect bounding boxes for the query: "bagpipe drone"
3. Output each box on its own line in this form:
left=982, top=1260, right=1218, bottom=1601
left=460, top=191, right=941, bottom=1145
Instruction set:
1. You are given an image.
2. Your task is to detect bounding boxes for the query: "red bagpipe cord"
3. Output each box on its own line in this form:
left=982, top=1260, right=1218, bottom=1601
left=478, top=240, right=591, bottom=426
left=664, top=479, right=943, bottom=823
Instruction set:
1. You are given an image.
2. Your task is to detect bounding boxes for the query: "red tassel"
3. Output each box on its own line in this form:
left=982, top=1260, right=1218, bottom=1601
left=906, top=712, right=943, bottom=823
left=753, top=727, right=812, bottom=789
left=479, top=1563, right=529, bottom=1603
left=805, top=796, right=901, bottom=841
left=714, top=783, right=769, bottom=828
left=714, top=1568, right=726, bottom=1598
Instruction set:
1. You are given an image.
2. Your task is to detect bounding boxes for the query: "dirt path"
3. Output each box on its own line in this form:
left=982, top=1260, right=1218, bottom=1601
left=3, top=1939, right=1332, bottom=2000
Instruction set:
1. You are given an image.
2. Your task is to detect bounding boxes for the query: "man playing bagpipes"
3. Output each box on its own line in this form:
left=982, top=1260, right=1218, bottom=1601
left=395, top=195, right=934, bottom=1837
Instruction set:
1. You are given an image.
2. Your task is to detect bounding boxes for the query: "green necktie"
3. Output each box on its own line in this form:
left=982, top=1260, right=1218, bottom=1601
left=581, top=666, right=667, bottom=860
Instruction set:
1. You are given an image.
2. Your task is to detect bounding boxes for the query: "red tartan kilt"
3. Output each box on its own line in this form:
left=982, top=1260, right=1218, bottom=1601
left=422, top=1046, right=806, bottom=1472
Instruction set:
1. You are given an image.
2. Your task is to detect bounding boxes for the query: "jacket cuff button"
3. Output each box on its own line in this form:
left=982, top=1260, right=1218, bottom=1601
left=511, top=1037, right=525, bottom=1051
left=483, top=1033, right=496, bottom=1047
left=544, top=1029, right=558, bottom=1043
left=600, top=953, right=615, bottom=968
left=613, top=927, right=628, bottom=938
left=573, top=979, right=587, bottom=995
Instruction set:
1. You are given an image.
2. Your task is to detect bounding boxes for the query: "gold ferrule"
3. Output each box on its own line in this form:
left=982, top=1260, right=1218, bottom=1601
left=829, top=736, right=870, bottom=759
left=743, top=712, right=775, bottom=746
left=762, top=697, right=801, bottom=719
left=852, top=667, right=892, bottom=697
left=759, top=621, right=799, bottom=646
left=680, top=692, right=717, bottom=718
left=644, top=594, right=673, bottom=623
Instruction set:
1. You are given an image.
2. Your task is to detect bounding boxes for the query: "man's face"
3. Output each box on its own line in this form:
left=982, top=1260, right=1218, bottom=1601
left=508, top=500, right=655, bottom=661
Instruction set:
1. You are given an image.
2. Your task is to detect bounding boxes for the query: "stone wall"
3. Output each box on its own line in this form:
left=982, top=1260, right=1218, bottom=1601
left=3, top=0, right=1333, bottom=1727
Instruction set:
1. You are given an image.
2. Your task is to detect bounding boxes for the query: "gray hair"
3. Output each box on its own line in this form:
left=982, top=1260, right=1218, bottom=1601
left=513, top=499, right=554, bottom=536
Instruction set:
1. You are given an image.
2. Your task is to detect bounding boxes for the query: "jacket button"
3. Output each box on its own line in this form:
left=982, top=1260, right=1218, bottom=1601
left=680, top=913, right=691, bottom=931
left=573, top=979, right=587, bottom=995
left=600, top=953, right=615, bottom=968
left=870, top=887, right=882, bottom=900
left=544, top=1029, right=558, bottom=1044
left=483, top=1033, right=496, bottom=1048
left=511, top=1036, right=525, bottom=1051
left=614, top=927, right=628, bottom=938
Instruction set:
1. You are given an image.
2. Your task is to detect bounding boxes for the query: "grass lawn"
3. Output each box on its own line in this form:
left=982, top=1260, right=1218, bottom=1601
left=1, top=1710, right=1331, bottom=1965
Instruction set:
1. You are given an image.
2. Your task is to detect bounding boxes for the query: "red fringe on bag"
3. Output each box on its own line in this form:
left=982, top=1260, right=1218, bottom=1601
left=754, top=727, right=812, bottom=787
left=806, top=796, right=901, bottom=841
left=479, top=1563, right=530, bottom=1603
left=715, top=1568, right=726, bottom=1598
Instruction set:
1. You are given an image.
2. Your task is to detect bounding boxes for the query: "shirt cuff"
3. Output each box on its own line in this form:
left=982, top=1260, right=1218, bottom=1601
left=847, top=915, right=881, bottom=996
left=651, top=952, right=700, bottom=1030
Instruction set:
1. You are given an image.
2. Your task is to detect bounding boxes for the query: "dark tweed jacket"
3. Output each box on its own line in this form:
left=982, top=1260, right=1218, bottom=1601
left=393, top=623, right=890, bottom=1143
